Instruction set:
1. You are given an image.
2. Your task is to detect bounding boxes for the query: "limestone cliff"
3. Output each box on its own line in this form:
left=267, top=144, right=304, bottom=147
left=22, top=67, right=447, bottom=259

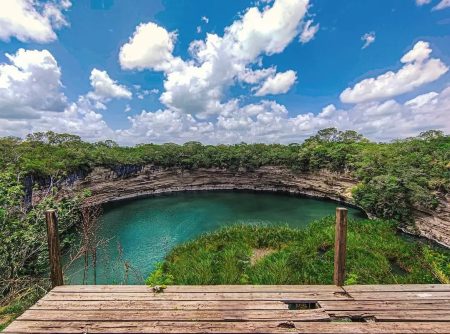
left=32, top=164, right=450, bottom=248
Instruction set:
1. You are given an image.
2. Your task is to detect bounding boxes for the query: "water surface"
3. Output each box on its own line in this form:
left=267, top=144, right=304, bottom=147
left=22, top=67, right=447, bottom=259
left=65, top=191, right=365, bottom=284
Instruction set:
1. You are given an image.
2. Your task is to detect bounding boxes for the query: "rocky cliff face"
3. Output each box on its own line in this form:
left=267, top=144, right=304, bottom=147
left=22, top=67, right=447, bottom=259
left=34, top=164, right=450, bottom=248
left=413, top=194, right=450, bottom=248
left=56, top=165, right=357, bottom=205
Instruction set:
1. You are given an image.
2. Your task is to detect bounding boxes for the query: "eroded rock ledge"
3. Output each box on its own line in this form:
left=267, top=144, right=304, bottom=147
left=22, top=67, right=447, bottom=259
left=45, top=165, right=449, bottom=248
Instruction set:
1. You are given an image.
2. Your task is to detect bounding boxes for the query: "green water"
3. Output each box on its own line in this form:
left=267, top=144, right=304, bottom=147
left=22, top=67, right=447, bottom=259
left=65, top=191, right=365, bottom=284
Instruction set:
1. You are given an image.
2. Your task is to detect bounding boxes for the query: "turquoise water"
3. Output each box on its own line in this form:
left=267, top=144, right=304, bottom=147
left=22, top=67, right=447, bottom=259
left=65, top=191, right=365, bottom=284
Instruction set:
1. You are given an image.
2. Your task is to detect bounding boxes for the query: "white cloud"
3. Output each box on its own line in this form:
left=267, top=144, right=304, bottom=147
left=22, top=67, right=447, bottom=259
left=120, top=0, right=308, bottom=118
left=254, top=70, right=297, bottom=96
left=340, top=41, right=448, bottom=104
left=0, top=0, right=71, bottom=43
left=0, top=49, right=67, bottom=119
left=119, top=22, right=178, bottom=71
left=0, top=95, right=113, bottom=142
left=401, top=41, right=432, bottom=63
left=87, top=68, right=132, bottom=102
left=361, top=32, right=376, bottom=49
left=404, top=91, right=438, bottom=109
left=196, top=26, right=202, bottom=34
left=238, top=67, right=276, bottom=84
left=0, top=49, right=117, bottom=141
left=118, top=86, right=450, bottom=144
left=299, top=19, right=319, bottom=44
left=433, top=0, right=450, bottom=10
left=318, top=104, right=336, bottom=118
left=416, top=0, right=432, bottom=5
left=201, top=16, right=209, bottom=24
left=117, top=109, right=214, bottom=144
left=2, top=2, right=448, bottom=145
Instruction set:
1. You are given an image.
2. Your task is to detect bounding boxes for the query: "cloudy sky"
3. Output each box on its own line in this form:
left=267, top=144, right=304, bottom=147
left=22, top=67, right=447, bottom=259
left=0, top=0, right=449, bottom=144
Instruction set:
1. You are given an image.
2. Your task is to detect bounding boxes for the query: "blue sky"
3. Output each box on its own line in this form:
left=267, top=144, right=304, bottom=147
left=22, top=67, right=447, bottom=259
left=0, top=0, right=449, bottom=144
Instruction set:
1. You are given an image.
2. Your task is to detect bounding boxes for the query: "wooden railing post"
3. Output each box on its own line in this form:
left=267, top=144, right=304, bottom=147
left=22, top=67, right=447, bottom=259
left=333, top=207, right=348, bottom=286
left=45, top=209, right=64, bottom=287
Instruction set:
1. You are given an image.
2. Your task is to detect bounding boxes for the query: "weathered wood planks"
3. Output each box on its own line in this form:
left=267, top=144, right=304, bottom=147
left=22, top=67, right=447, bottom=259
left=5, top=284, right=450, bottom=334
left=6, top=321, right=450, bottom=334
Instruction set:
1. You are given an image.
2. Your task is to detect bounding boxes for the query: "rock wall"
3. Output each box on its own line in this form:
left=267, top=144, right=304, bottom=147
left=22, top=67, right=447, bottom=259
left=55, top=165, right=357, bottom=206
left=35, top=164, right=450, bottom=248
left=413, top=194, right=450, bottom=248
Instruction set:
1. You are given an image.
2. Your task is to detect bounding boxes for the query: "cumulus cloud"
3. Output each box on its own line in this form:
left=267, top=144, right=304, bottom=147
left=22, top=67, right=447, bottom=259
left=0, top=49, right=67, bottom=119
left=299, top=19, right=319, bottom=44
left=340, top=41, right=448, bottom=104
left=0, top=97, right=114, bottom=141
left=433, top=0, right=450, bottom=10
left=0, top=0, right=71, bottom=43
left=1, top=55, right=449, bottom=145
left=0, top=50, right=117, bottom=141
left=87, top=68, right=132, bottom=102
left=116, top=85, right=450, bottom=144
left=254, top=70, right=297, bottom=96
left=318, top=104, right=336, bottom=118
left=119, top=0, right=308, bottom=117
left=119, top=22, right=178, bottom=71
left=361, top=32, right=376, bottom=49
left=1, top=1, right=448, bottom=145
left=117, top=109, right=214, bottom=144
left=238, top=67, right=277, bottom=84
left=404, top=91, right=438, bottom=108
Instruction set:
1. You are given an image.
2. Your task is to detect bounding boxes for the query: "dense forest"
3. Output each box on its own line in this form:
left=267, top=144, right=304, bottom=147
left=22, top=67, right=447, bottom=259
left=0, top=128, right=449, bottom=328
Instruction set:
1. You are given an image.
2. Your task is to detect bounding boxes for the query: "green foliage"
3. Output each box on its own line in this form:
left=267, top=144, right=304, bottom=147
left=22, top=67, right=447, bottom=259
left=422, top=247, right=450, bottom=283
left=0, top=167, right=84, bottom=304
left=146, top=263, right=174, bottom=286
left=0, top=285, right=45, bottom=331
left=147, top=217, right=449, bottom=285
left=352, top=176, right=413, bottom=223
left=1, top=129, right=448, bottom=224
left=1, top=128, right=448, bottom=327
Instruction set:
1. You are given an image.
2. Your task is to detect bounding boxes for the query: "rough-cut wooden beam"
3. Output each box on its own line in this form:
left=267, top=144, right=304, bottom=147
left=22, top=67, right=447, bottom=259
left=334, top=207, right=348, bottom=286
left=45, top=209, right=64, bottom=287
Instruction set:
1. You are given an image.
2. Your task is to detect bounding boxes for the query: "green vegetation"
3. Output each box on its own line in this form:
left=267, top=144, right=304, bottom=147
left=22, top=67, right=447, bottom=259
left=0, top=169, right=85, bottom=329
left=1, top=129, right=448, bottom=225
left=0, top=128, right=449, bottom=328
left=147, top=217, right=450, bottom=286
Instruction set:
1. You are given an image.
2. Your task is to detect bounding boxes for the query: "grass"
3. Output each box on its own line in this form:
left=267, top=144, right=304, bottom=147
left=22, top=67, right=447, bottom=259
left=0, top=287, right=45, bottom=331
left=147, top=217, right=450, bottom=286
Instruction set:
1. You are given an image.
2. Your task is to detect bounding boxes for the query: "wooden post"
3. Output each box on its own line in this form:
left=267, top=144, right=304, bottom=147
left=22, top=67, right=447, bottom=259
left=333, top=207, right=348, bottom=286
left=45, top=209, right=64, bottom=287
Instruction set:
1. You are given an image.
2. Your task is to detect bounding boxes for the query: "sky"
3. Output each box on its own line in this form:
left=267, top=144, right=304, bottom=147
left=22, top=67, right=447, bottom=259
left=0, top=0, right=449, bottom=145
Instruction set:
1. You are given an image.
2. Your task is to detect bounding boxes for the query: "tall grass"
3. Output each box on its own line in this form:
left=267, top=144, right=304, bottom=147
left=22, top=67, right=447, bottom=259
left=147, top=217, right=450, bottom=285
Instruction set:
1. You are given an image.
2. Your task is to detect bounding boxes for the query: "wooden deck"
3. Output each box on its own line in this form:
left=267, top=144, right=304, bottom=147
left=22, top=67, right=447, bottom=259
left=4, top=284, right=450, bottom=333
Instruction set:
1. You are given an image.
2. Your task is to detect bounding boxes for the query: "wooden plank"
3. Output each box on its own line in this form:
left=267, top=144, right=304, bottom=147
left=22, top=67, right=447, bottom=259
left=319, top=299, right=450, bottom=311
left=346, top=291, right=450, bottom=300
left=17, top=309, right=330, bottom=322
left=327, top=310, right=450, bottom=322
left=31, top=300, right=289, bottom=311
left=53, top=285, right=344, bottom=293
left=344, top=284, right=450, bottom=293
left=6, top=321, right=450, bottom=334
left=7, top=285, right=450, bottom=334
left=42, top=291, right=351, bottom=301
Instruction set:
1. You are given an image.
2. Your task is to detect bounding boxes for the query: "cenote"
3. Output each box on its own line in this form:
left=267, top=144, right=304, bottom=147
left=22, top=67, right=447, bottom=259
left=64, top=191, right=366, bottom=284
